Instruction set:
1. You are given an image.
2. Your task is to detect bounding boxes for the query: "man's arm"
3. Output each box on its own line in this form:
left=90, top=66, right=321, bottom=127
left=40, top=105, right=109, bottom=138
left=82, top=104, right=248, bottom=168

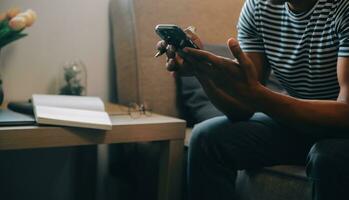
left=183, top=39, right=349, bottom=129
left=250, top=57, right=349, bottom=129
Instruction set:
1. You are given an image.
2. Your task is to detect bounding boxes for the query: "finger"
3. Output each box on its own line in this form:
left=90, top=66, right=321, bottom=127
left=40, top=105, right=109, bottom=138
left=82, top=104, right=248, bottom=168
left=227, top=38, right=249, bottom=67
left=177, top=49, right=212, bottom=74
left=176, top=53, right=184, bottom=64
left=156, top=40, right=167, bottom=51
left=184, top=28, right=199, bottom=42
left=166, top=58, right=179, bottom=71
left=184, top=27, right=203, bottom=49
left=184, top=27, right=197, bottom=39
left=168, top=54, right=196, bottom=76
left=166, top=55, right=190, bottom=73
left=227, top=37, right=256, bottom=77
left=184, top=26, right=197, bottom=33
left=166, top=45, right=176, bottom=59
left=183, top=47, right=222, bottom=66
left=155, top=40, right=167, bottom=57
left=177, top=49, right=200, bottom=66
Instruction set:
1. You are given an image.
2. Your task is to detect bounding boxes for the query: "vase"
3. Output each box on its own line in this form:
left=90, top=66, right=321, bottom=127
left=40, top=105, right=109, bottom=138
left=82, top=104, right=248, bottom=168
left=0, top=80, right=3, bottom=106
left=0, top=49, right=3, bottom=106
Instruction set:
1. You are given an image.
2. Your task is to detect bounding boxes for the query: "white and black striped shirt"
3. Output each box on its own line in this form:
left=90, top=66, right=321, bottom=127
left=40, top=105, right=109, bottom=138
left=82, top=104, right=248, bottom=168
left=238, top=0, right=349, bottom=100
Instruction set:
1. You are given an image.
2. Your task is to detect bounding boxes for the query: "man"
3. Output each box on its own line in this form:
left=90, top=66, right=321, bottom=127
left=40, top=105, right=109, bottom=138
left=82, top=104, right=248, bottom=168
left=156, top=0, right=349, bottom=199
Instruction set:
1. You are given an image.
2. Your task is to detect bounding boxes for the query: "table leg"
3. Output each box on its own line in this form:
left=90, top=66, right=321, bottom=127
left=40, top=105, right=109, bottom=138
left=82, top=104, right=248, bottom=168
left=158, top=139, right=184, bottom=200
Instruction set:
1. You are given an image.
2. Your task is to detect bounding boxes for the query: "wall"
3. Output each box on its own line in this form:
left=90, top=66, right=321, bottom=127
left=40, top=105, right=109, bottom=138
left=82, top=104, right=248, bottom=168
left=0, top=0, right=113, bottom=102
left=0, top=1, right=112, bottom=200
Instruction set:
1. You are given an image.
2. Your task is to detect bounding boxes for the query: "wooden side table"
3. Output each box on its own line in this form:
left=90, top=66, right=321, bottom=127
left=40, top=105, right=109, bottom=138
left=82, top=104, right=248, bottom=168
left=0, top=104, right=186, bottom=200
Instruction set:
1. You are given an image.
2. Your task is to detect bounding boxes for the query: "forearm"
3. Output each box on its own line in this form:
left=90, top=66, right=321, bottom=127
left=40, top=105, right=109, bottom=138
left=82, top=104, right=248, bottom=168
left=252, top=85, right=349, bottom=129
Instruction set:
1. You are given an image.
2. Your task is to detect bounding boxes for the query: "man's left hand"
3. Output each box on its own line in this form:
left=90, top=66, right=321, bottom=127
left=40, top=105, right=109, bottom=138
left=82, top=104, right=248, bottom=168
left=180, top=38, right=261, bottom=100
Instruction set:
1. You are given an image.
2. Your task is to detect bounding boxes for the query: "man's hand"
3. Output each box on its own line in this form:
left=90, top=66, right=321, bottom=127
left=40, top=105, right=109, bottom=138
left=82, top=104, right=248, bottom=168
left=155, top=34, right=260, bottom=121
left=155, top=28, right=204, bottom=76
left=181, top=38, right=261, bottom=100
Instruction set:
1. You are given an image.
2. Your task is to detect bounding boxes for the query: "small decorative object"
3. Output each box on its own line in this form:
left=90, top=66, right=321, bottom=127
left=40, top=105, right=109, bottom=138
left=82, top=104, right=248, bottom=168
left=0, top=8, right=37, bottom=105
left=59, top=59, right=87, bottom=96
left=128, top=102, right=152, bottom=119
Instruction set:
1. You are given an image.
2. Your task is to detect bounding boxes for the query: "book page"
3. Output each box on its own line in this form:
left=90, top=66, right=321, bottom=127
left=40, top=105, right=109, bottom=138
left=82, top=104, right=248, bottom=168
left=35, top=105, right=112, bottom=130
left=32, top=94, right=105, bottom=111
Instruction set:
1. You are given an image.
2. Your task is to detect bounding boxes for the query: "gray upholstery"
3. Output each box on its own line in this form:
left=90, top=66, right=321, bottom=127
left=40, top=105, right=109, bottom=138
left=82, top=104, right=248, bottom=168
left=236, top=166, right=311, bottom=200
left=110, top=0, right=311, bottom=199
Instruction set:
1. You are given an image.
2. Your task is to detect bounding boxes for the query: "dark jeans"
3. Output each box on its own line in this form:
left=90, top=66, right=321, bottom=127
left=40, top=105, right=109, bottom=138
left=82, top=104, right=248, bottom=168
left=188, top=113, right=349, bottom=200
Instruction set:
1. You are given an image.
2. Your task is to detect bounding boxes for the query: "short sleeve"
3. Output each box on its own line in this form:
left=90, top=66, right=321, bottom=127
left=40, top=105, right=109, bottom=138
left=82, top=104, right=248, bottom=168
left=237, top=0, right=265, bottom=53
left=336, top=1, right=349, bottom=57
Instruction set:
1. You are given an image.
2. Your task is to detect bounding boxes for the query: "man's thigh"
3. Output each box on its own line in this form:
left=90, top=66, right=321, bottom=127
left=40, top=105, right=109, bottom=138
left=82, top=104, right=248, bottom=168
left=307, top=139, right=349, bottom=180
left=190, top=113, right=316, bottom=170
left=305, top=139, right=349, bottom=200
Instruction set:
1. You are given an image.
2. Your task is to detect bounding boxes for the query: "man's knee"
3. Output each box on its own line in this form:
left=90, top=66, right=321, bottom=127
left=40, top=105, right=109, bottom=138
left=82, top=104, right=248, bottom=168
left=306, top=140, right=349, bottom=181
left=189, top=117, right=229, bottom=152
left=189, top=116, right=250, bottom=161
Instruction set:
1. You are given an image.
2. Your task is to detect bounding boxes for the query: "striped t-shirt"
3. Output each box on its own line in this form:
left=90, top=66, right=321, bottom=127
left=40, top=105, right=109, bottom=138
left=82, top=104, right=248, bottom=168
left=237, top=0, right=349, bottom=100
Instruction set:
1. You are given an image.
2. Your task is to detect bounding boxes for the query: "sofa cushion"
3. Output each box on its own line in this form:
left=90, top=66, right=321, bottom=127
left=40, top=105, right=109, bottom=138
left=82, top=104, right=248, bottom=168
left=178, top=76, right=223, bottom=127
left=236, top=166, right=311, bottom=200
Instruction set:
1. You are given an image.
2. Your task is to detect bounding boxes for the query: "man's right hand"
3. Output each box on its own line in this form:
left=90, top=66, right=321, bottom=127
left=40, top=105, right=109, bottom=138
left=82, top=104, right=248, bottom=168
left=155, top=28, right=204, bottom=76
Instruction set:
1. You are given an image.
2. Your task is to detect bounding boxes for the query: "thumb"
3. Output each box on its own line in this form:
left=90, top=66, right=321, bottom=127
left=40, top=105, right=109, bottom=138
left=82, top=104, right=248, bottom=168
left=227, top=38, right=248, bottom=66
left=184, top=27, right=203, bottom=49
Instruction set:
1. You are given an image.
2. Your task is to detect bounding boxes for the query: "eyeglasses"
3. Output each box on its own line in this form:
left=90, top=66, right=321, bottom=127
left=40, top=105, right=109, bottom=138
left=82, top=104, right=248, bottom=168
left=127, top=103, right=152, bottom=119
left=107, top=102, right=153, bottom=119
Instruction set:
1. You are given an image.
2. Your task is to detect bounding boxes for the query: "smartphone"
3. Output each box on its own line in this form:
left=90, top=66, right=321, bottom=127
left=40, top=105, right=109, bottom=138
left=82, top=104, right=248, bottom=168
left=155, top=24, right=199, bottom=49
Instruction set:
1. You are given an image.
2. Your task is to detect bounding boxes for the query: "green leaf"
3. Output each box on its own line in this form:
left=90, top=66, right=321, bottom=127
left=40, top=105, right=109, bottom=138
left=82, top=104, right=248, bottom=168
left=0, top=33, right=27, bottom=48
left=0, top=22, right=25, bottom=40
left=0, top=27, right=12, bottom=39
left=0, top=19, right=9, bottom=30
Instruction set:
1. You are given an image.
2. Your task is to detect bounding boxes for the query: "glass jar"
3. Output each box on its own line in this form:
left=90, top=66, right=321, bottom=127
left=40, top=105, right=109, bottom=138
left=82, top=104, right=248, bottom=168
left=58, top=59, right=87, bottom=96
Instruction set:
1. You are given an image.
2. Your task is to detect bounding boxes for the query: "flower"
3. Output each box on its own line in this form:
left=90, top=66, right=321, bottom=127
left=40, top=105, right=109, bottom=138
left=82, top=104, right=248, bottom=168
left=0, top=7, right=37, bottom=48
left=26, top=10, right=37, bottom=22
left=17, top=10, right=37, bottom=27
left=6, top=7, right=21, bottom=19
left=9, top=16, right=26, bottom=30
left=8, top=9, right=37, bottom=30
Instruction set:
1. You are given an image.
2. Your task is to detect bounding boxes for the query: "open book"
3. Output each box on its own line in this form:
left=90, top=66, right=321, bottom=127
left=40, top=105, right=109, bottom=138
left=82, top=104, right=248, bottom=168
left=32, top=94, right=112, bottom=130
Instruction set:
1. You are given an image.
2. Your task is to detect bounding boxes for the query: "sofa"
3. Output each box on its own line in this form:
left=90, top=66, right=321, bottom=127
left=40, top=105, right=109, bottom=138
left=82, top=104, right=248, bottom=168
left=109, top=0, right=312, bottom=199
